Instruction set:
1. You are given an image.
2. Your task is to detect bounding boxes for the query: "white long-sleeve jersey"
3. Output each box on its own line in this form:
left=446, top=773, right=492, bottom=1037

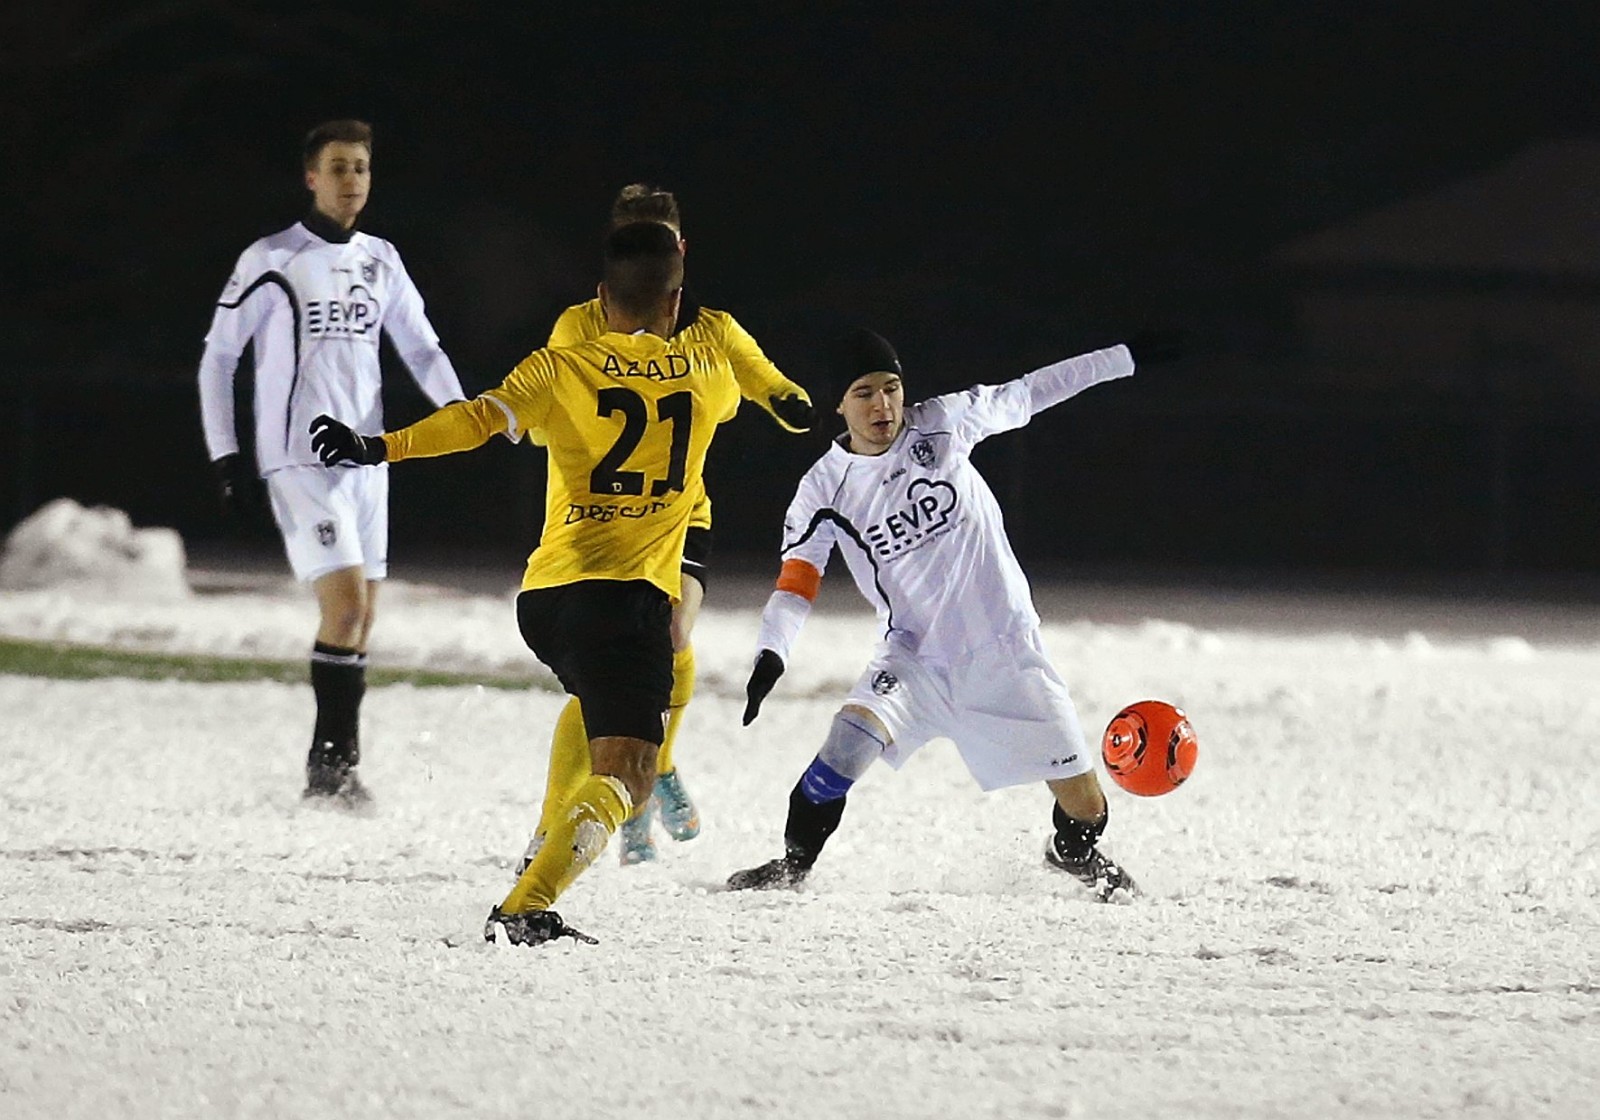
left=197, top=220, right=466, bottom=474
left=757, top=345, right=1135, bottom=664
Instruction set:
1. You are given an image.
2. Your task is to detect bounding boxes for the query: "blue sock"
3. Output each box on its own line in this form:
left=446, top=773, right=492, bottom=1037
left=799, top=755, right=854, bottom=804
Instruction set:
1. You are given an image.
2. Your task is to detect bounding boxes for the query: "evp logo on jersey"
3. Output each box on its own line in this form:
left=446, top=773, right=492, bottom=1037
left=306, top=280, right=380, bottom=338
left=864, top=478, right=957, bottom=558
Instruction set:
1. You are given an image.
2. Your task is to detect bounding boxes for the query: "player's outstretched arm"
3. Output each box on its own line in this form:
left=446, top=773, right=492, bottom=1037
left=310, top=397, right=512, bottom=467
left=1008, top=329, right=1185, bottom=422
left=719, top=311, right=815, bottom=432
left=963, top=327, right=1187, bottom=438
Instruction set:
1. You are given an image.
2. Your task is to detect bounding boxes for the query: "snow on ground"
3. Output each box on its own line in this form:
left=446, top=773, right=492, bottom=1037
left=2, top=542, right=1599, bottom=1119
left=0, top=499, right=189, bottom=601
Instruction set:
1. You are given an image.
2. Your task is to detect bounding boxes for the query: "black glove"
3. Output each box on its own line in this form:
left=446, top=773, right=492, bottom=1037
left=743, top=649, right=786, bottom=726
left=1124, top=329, right=1186, bottom=366
left=768, top=392, right=816, bottom=432
left=211, top=452, right=262, bottom=518
left=310, top=414, right=387, bottom=466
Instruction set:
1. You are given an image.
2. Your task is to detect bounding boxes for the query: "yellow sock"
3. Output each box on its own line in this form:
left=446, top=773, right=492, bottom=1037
left=535, top=698, right=593, bottom=838
left=657, top=644, right=696, bottom=776
left=502, top=774, right=631, bottom=913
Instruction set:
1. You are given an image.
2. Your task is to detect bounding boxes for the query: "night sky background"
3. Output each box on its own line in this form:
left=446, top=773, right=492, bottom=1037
left=5, top=3, right=1599, bottom=580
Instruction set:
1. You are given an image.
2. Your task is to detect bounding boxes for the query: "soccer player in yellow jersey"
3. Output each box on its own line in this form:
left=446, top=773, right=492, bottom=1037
left=309, top=222, right=741, bottom=945
left=535, top=184, right=814, bottom=865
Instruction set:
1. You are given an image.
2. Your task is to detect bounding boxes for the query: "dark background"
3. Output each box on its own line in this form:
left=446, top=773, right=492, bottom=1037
left=5, top=3, right=1599, bottom=583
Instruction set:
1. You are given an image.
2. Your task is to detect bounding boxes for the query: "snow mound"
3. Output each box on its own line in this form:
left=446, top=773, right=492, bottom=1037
left=0, top=498, right=191, bottom=600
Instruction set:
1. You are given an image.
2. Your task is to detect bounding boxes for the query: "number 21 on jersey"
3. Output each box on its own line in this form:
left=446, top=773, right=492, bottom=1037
left=589, top=387, right=693, bottom=497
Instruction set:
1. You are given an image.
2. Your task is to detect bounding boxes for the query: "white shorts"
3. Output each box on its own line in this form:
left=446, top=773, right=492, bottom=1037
left=843, top=628, right=1091, bottom=791
left=265, top=464, right=389, bottom=583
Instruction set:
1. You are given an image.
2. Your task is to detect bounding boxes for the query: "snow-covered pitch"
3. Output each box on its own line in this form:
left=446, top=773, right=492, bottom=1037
left=2, top=554, right=1597, bottom=1119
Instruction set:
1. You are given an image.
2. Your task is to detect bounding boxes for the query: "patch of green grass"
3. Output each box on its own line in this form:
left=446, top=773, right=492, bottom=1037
left=0, top=637, right=540, bottom=690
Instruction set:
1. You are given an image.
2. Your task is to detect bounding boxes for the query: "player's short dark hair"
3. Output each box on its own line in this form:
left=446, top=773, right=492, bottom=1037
left=610, top=184, right=681, bottom=232
left=602, top=221, right=685, bottom=320
left=303, top=120, right=373, bottom=168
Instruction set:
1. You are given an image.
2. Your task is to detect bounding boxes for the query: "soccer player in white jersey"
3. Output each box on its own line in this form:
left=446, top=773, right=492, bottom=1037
left=196, top=120, right=466, bottom=803
left=732, top=327, right=1179, bottom=901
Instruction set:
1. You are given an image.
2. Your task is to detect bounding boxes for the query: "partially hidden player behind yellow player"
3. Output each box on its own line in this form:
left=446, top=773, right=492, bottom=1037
left=308, top=222, right=742, bottom=945
left=534, top=184, right=815, bottom=867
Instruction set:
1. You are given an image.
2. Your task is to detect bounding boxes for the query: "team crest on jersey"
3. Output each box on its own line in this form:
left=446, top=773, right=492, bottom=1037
left=359, top=259, right=377, bottom=285
left=315, top=519, right=338, bottom=547
left=910, top=438, right=936, bottom=468
left=871, top=670, right=899, bottom=695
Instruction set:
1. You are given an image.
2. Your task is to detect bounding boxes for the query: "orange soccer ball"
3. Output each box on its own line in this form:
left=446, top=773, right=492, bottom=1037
left=1101, top=700, right=1198, bottom=796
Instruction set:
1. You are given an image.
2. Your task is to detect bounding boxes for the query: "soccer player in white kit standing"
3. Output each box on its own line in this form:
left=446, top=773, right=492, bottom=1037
left=732, top=328, right=1179, bottom=900
left=196, top=120, right=466, bottom=803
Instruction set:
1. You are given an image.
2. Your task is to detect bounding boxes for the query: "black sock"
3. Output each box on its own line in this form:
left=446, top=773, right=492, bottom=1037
left=1052, top=803, right=1108, bottom=864
left=783, top=778, right=847, bottom=869
left=310, top=642, right=366, bottom=763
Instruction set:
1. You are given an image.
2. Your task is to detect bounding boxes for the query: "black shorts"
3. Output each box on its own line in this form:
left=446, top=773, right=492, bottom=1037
left=517, top=580, right=674, bottom=744
left=681, top=526, right=713, bottom=591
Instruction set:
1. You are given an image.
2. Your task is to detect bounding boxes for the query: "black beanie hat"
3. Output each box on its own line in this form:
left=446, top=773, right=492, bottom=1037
left=826, top=328, right=902, bottom=404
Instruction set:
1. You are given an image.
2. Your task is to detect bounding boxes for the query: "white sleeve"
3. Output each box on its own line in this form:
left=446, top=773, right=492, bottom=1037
left=777, top=473, right=839, bottom=575
left=1020, top=344, right=1135, bottom=414
left=383, top=255, right=467, bottom=407
left=752, top=471, right=838, bottom=662
left=926, top=345, right=1136, bottom=451
left=755, top=590, right=812, bottom=664
left=197, top=250, right=274, bottom=462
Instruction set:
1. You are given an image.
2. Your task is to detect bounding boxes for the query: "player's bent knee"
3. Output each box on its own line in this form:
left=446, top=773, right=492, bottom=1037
left=818, top=707, right=890, bottom=782
left=589, top=737, right=657, bottom=807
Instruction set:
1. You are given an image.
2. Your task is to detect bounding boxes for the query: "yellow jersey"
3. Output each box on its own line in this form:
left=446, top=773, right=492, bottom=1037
left=381, top=330, right=740, bottom=601
left=548, top=297, right=811, bottom=534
